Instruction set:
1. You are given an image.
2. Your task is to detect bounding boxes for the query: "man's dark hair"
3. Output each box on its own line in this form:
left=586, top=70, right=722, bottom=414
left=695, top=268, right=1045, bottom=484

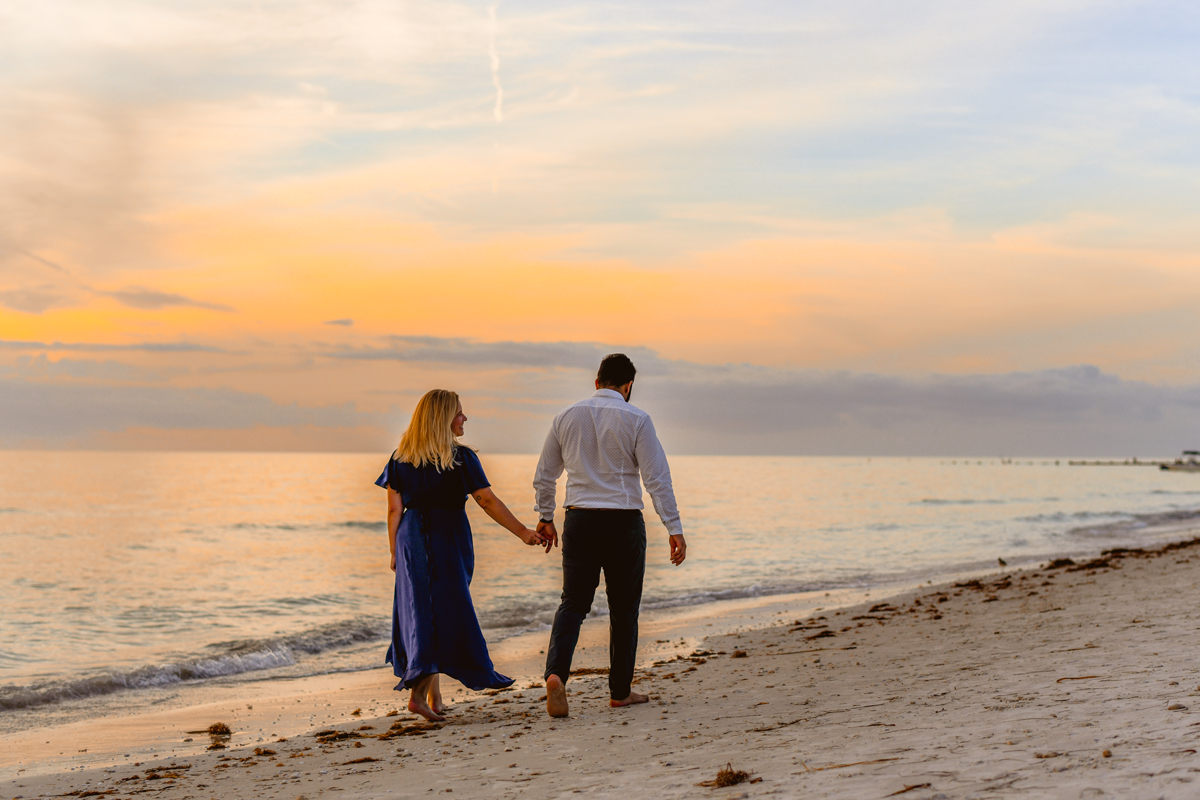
left=597, top=353, right=636, bottom=388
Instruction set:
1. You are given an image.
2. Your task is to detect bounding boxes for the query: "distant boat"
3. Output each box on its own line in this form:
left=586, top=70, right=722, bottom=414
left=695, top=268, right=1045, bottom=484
left=1161, top=451, right=1200, bottom=472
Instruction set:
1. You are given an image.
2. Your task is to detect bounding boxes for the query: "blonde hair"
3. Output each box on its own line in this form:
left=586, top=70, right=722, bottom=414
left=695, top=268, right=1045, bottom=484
left=396, top=389, right=463, bottom=471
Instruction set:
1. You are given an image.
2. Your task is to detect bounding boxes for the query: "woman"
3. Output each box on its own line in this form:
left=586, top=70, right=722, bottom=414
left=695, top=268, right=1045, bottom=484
left=375, top=389, right=547, bottom=721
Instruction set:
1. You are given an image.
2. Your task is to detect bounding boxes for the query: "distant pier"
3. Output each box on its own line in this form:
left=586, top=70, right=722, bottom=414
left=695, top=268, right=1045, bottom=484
left=1067, top=458, right=1167, bottom=467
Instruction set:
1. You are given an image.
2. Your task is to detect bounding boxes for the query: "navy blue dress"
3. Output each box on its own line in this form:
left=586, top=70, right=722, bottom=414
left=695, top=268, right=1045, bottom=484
left=375, top=448, right=514, bottom=692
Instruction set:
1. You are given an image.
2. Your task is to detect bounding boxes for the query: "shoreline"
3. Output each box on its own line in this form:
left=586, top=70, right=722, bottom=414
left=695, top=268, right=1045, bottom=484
left=5, top=534, right=1199, bottom=798
left=9, top=514, right=1195, bottom=741
left=0, top=580, right=888, bottom=780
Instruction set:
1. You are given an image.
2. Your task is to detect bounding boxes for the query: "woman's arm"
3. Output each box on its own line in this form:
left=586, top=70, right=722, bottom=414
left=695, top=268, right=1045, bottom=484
left=386, top=487, right=404, bottom=571
left=471, top=487, right=552, bottom=552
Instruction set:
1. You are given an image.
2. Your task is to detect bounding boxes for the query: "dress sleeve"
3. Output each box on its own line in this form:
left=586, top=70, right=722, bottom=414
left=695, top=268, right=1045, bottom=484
left=375, top=457, right=400, bottom=491
left=457, top=448, right=490, bottom=495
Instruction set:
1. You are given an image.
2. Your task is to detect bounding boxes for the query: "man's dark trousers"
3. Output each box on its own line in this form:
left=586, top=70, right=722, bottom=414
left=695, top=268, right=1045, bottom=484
left=544, top=509, right=646, bottom=700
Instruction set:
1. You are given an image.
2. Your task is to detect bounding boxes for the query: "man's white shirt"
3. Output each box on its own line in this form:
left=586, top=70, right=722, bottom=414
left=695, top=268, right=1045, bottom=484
left=533, top=389, right=682, bottom=537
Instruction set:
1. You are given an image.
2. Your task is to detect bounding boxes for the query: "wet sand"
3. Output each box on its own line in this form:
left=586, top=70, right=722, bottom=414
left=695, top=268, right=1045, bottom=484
left=4, top=537, right=1199, bottom=799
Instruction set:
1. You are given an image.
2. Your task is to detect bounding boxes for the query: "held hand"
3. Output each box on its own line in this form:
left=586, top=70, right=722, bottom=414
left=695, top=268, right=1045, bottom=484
left=516, top=526, right=546, bottom=548
left=390, top=551, right=397, bottom=572
left=536, top=520, right=559, bottom=554
left=669, top=534, right=686, bottom=566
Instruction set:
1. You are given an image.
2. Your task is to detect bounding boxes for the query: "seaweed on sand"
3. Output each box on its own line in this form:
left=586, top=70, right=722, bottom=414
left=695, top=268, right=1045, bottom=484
left=697, top=763, right=760, bottom=787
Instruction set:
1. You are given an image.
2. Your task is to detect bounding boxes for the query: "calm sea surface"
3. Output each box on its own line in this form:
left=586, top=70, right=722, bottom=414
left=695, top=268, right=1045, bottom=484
left=3, top=451, right=1199, bottom=721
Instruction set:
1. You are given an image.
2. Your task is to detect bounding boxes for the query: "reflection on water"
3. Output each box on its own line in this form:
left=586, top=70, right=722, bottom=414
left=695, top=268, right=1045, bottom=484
left=2, top=451, right=1199, bottom=711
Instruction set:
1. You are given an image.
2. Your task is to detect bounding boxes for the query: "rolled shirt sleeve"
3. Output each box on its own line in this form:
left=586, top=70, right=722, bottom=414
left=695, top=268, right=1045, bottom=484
left=633, top=416, right=683, bottom=537
left=533, top=423, right=565, bottom=519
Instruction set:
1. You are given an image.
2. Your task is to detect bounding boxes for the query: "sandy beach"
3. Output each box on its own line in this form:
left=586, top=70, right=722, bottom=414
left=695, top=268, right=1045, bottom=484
left=5, top=536, right=1199, bottom=800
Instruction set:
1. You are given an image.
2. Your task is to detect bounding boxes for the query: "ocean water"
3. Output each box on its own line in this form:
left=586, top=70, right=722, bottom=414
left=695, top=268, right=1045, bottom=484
left=2, top=451, right=1199, bottom=725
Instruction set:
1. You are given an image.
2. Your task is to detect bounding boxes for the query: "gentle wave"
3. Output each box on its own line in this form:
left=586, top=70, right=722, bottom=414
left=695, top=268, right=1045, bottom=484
left=641, top=580, right=834, bottom=610
left=0, top=618, right=386, bottom=711
left=1067, top=508, right=1200, bottom=538
left=477, top=601, right=556, bottom=631
left=914, top=498, right=1008, bottom=506
left=228, top=520, right=383, bottom=532
left=0, top=649, right=40, bottom=668
left=9, top=499, right=1200, bottom=713
left=1018, top=509, right=1130, bottom=524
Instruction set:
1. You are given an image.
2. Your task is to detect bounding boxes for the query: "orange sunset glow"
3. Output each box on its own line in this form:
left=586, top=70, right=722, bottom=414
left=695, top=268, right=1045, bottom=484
left=3, top=1, right=1199, bottom=455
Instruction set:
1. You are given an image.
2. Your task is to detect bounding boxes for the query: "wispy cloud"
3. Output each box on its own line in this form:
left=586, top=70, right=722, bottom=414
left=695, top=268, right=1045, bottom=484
left=0, top=339, right=228, bottom=353
left=4, top=247, right=70, bottom=274
left=318, top=336, right=1200, bottom=456
left=6, top=354, right=180, bottom=383
left=324, top=336, right=666, bottom=373
left=0, top=287, right=73, bottom=314
left=324, top=318, right=354, bottom=327
left=0, top=378, right=372, bottom=443
left=3, top=331, right=1199, bottom=455
left=99, top=287, right=234, bottom=312
left=634, top=363, right=1200, bottom=456
left=488, top=4, right=504, bottom=123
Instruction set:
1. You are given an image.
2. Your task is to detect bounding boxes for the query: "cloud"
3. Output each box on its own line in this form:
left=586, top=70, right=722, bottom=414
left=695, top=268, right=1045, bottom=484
left=0, top=286, right=73, bottom=314
left=99, top=287, right=234, bottom=312
left=5, top=354, right=179, bottom=383
left=4, top=247, right=69, bottom=274
left=325, top=336, right=668, bottom=373
left=635, top=363, right=1200, bottom=457
left=487, top=4, right=503, bottom=123
left=315, top=335, right=1200, bottom=457
left=0, top=279, right=234, bottom=315
left=0, top=339, right=228, bottom=353
left=324, top=318, right=354, bottom=326
left=3, top=332, right=1198, bottom=456
left=0, top=378, right=374, bottom=443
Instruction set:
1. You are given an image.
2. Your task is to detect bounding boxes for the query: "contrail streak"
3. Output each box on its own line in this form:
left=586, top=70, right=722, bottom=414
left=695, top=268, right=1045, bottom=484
left=488, top=5, right=503, bottom=122
left=4, top=246, right=69, bottom=274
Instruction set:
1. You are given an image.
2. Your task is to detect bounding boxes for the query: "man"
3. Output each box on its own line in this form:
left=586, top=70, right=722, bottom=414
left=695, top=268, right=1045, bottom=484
left=533, top=353, right=686, bottom=718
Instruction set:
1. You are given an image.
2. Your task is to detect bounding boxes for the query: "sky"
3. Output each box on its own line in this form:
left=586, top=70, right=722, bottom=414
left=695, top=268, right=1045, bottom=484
left=2, top=0, right=1199, bottom=455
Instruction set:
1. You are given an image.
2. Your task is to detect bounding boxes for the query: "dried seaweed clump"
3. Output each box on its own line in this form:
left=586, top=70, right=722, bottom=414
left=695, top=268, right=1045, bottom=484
left=698, top=763, right=757, bottom=787
left=207, top=722, right=232, bottom=736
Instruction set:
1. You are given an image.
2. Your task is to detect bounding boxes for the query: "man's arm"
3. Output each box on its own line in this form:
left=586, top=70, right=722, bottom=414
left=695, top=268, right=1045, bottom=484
left=533, top=423, right=565, bottom=548
left=633, top=416, right=685, bottom=564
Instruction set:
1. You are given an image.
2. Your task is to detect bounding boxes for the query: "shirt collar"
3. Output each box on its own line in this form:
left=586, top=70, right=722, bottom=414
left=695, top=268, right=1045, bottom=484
left=593, top=388, right=624, bottom=401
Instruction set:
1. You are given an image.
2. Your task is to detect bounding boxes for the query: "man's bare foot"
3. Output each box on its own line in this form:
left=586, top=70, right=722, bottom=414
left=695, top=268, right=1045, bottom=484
left=546, top=674, right=569, bottom=718
left=408, top=697, right=445, bottom=722
left=610, top=691, right=649, bottom=708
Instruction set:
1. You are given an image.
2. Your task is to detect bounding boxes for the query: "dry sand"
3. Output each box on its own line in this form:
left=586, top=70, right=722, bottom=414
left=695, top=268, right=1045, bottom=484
left=4, top=537, right=1199, bottom=799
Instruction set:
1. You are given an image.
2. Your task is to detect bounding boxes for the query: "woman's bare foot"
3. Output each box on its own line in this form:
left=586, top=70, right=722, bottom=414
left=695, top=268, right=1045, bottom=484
left=610, top=691, right=649, bottom=708
left=409, top=676, right=445, bottom=722
left=546, top=674, right=569, bottom=718
left=408, top=696, right=445, bottom=722
left=427, top=676, right=448, bottom=714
